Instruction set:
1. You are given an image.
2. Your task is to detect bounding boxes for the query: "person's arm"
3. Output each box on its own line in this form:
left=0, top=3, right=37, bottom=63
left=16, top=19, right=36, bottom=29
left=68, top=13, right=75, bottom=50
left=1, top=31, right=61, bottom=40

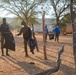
left=59, top=28, right=60, bottom=34
left=7, top=24, right=11, bottom=31
left=54, top=28, right=56, bottom=34
left=17, top=28, right=23, bottom=36
left=0, top=24, right=3, bottom=33
left=28, top=27, right=32, bottom=37
left=0, top=25, right=1, bottom=32
left=47, top=28, right=49, bottom=34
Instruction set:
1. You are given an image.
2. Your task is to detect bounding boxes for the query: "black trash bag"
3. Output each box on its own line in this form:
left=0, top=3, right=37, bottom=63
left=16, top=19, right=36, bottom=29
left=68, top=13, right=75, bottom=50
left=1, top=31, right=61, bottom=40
left=49, top=33, right=54, bottom=40
left=28, top=37, right=36, bottom=54
left=2, top=31, right=15, bottom=51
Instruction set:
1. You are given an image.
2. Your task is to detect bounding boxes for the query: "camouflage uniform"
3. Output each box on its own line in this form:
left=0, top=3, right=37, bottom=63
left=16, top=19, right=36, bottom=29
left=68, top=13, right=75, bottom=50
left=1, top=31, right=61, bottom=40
left=18, top=25, right=31, bottom=56
left=0, top=22, right=9, bottom=56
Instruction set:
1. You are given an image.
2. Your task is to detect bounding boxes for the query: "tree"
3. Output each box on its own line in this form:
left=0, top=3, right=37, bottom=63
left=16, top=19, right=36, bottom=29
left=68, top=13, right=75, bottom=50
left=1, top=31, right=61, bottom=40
left=0, top=0, right=41, bottom=25
left=50, top=0, right=70, bottom=26
left=0, top=0, right=40, bottom=53
left=61, top=12, right=76, bottom=25
left=74, top=0, right=76, bottom=3
left=70, top=0, right=76, bottom=68
left=73, top=0, right=76, bottom=14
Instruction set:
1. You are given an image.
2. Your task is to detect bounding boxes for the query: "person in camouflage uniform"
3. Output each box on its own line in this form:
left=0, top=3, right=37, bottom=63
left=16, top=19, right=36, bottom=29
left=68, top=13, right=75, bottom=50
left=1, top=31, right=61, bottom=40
left=17, top=21, right=32, bottom=57
left=0, top=18, right=10, bottom=56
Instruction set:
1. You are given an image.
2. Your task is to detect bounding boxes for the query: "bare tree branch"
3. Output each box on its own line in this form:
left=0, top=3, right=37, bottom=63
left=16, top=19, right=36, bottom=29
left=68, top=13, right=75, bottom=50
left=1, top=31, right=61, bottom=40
left=51, top=0, right=57, bottom=17
left=0, top=0, right=41, bottom=25
left=50, top=0, right=70, bottom=26
left=56, top=0, right=60, bottom=6
left=59, top=4, right=70, bottom=16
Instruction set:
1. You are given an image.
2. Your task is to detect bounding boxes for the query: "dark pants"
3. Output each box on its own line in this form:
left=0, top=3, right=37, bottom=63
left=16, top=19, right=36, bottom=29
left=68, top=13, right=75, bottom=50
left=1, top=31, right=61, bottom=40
left=55, top=34, right=59, bottom=42
left=1, top=35, right=8, bottom=55
left=24, top=39, right=28, bottom=56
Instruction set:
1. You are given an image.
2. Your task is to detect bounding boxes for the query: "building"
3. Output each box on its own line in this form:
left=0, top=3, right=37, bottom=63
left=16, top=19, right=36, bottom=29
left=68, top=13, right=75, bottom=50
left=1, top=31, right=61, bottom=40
left=66, top=24, right=72, bottom=34
left=33, top=18, right=56, bottom=32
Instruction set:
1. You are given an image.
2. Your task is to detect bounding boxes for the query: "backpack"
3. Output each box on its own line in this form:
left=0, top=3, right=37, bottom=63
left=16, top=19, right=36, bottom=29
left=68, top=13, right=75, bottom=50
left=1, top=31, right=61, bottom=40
left=54, top=28, right=60, bottom=34
left=23, top=27, right=31, bottom=40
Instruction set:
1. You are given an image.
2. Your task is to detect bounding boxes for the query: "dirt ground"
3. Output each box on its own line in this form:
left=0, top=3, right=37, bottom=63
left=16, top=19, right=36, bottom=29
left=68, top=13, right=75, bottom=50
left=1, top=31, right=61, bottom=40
left=0, top=33, right=76, bottom=75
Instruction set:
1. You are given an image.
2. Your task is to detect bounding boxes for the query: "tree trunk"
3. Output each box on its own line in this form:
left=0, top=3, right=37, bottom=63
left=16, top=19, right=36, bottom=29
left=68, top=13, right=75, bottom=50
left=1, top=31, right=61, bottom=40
left=26, top=17, right=28, bottom=25
left=56, top=16, right=60, bottom=26
left=24, top=14, right=28, bottom=25
left=70, top=0, right=76, bottom=69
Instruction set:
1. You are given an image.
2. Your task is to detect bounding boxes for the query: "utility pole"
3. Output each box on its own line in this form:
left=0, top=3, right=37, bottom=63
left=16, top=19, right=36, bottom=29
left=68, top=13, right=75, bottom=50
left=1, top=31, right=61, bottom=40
left=70, top=0, right=76, bottom=68
left=42, top=11, right=47, bottom=60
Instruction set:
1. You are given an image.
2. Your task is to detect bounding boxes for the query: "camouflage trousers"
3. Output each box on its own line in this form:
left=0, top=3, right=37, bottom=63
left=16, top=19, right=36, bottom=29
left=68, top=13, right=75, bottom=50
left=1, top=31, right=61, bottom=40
left=1, top=35, right=8, bottom=55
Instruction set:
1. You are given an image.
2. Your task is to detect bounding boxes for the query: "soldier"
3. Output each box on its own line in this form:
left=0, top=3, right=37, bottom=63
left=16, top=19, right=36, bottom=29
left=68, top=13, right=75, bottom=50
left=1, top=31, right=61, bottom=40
left=17, top=21, right=32, bottom=57
left=0, top=18, right=10, bottom=56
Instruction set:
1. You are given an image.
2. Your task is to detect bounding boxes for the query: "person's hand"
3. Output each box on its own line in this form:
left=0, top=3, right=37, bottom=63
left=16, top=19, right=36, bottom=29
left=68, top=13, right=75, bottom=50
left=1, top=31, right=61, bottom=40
left=15, top=34, right=18, bottom=36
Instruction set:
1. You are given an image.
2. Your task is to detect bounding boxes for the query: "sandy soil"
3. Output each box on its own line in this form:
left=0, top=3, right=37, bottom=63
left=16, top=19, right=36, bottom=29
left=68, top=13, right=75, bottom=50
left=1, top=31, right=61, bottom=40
left=0, top=33, right=76, bottom=75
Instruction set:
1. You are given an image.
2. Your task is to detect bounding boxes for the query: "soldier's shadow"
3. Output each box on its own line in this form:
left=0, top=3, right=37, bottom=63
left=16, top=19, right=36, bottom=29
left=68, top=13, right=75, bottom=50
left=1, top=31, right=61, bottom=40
left=0, top=54, right=76, bottom=75
left=0, top=56, right=44, bottom=75
left=7, top=56, right=76, bottom=75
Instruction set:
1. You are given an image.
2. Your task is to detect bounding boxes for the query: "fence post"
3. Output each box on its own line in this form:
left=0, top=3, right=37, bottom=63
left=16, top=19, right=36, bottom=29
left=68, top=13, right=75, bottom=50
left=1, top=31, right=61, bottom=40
left=42, top=11, right=47, bottom=60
